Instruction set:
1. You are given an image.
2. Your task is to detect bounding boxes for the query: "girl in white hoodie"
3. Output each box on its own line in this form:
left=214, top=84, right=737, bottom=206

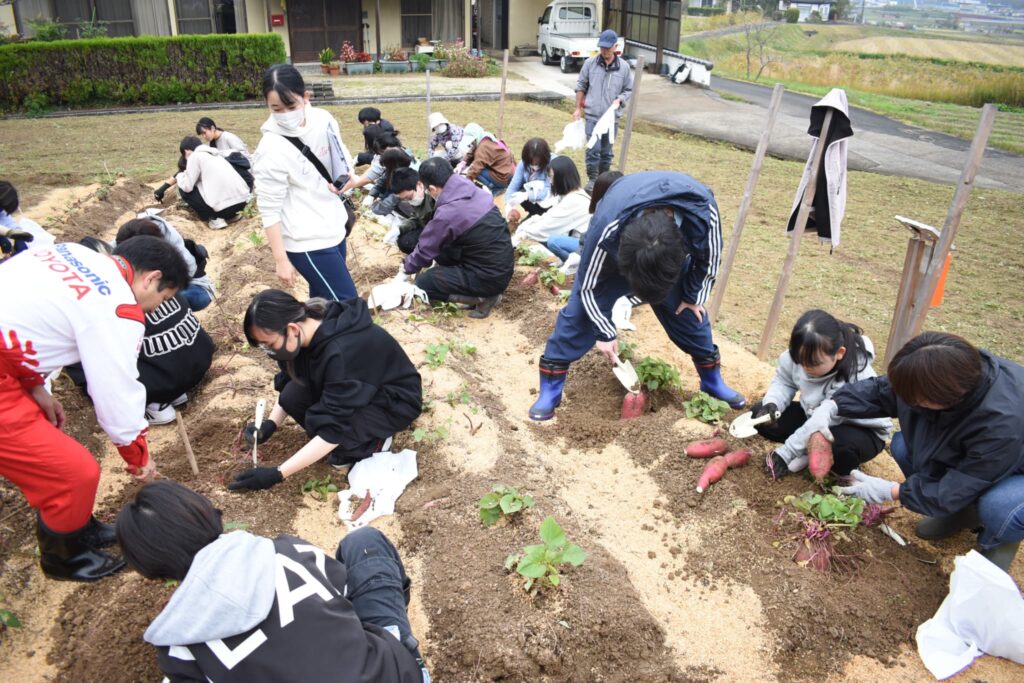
left=756, top=309, right=892, bottom=480
left=253, top=64, right=357, bottom=301
left=154, top=136, right=251, bottom=230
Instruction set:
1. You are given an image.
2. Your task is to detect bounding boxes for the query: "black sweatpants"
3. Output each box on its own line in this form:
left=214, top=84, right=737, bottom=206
left=755, top=401, right=884, bottom=475
left=278, top=380, right=394, bottom=466
left=178, top=186, right=246, bottom=222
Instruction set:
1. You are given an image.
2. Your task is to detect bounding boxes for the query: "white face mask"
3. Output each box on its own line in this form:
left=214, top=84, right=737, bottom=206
left=409, top=187, right=426, bottom=206
left=273, top=104, right=306, bottom=131
left=529, top=164, right=541, bottom=173
left=434, top=123, right=448, bottom=135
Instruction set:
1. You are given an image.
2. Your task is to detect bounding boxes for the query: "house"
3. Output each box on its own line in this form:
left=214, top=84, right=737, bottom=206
left=778, top=0, right=834, bottom=21
left=6, top=0, right=558, bottom=63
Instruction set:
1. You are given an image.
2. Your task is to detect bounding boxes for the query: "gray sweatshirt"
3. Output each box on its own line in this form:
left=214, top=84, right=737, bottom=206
left=762, top=336, right=892, bottom=465
left=576, top=55, right=634, bottom=121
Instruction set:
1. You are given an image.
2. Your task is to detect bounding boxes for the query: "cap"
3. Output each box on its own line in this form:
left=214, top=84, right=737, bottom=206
left=597, top=29, right=618, bottom=49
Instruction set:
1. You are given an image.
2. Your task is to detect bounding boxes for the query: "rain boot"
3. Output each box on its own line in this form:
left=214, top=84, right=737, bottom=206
left=598, top=162, right=611, bottom=176
left=693, top=352, right=746, bottom=409
left=980, top=541, right=1020, bottom=573
left=529, top=357, right=570, bottom=421
left=79, top=516, right=117, bottom=549
left=584, top=165, right=599, bottom=194
left=37, top=516, right=125, bottom=582
left=915, top=506, right=980, bottom=540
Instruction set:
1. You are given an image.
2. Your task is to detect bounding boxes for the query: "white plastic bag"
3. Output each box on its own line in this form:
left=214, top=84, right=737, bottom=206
left=554, top=119, right=587, bottom=153
left=587, top=104, right=617, bottom=150
left=337, top=449, right=418, bottom=529
left=367, top=281, right=429, bottom=311
left=916, top=550, right=1024, bottom=679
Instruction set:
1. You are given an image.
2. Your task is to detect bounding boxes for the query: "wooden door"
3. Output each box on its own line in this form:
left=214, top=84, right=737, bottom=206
left=288, top=0, right=363, bottom=63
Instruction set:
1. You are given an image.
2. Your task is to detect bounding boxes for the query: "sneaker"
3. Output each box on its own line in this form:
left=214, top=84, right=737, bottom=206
left=207, top=217, right=228, bottom=230
left=145, top=402, right=176, bottom=426
left=170, top=393, right=188, bottom=407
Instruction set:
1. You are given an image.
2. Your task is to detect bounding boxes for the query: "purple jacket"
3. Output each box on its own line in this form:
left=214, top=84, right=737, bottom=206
left=402, top=175, right=495, bottom=274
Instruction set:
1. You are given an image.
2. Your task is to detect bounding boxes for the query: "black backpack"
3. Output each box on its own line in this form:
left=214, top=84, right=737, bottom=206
left=225, top=152, right=255, bottom=191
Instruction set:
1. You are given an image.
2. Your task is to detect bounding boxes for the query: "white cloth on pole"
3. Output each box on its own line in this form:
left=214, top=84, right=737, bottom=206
left=915, top=550, right=1024, bottom=680
left=586, top=104, right=618, bottom=150
left=337, top=449, right=419, bottom=529
left=367, top=281, right=429, bottom=310
left=554, top=119, right=587, bottom=152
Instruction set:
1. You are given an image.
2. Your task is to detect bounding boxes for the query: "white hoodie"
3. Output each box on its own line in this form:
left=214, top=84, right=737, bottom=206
left=175, top=145, right=251, bottom=212
left=253, top=105, right=354, bottom=253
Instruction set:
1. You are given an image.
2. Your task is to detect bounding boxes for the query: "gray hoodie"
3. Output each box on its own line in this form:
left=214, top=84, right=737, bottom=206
left=763, top=336, right=892, bottom=466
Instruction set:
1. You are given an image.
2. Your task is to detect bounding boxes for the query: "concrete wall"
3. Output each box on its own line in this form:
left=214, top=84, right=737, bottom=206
left=246, top=0, right=269, bottom=33
left=509, top=0, right=551, bottom=51
left=364, top=0, right=403, bottom=56
left=0, top=4, right=16, bottom=34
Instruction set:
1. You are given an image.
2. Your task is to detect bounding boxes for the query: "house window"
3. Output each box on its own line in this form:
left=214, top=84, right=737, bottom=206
left=176, top=0, right=237, bottom=35
left=607, top=0, right=682, bottom=48
left=401, top=0, right=432, bottom=46
left=54, top=0, right=135, bottom=37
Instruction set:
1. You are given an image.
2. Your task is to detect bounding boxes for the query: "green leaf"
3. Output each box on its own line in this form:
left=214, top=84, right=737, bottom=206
left=223, top=521, right=250, bottom=531
left=517, top=560, right=548, bottom=578
left=504, top=554, right=519, bottom=571
left=548, top=571, right=561, bottom=587
left=648, top=379, right=660, bottom=391
left=302, top=481, right=314, bottom=492
left=522, top=494, right=535, bottom=508
left=479, top=492, right=500, bottom=509
left=1, top=609, right=22, bottom=628
left=522, top=544, right=546, bottom=563
left=561, top=543, right=587, bottom=566
left=326, top=484, right=338, bottom=493
left=524, top=577, right=535, bottom=591
left=539, top=517, right=566, bottom=548
left=480, top=507, right=501, bottom=526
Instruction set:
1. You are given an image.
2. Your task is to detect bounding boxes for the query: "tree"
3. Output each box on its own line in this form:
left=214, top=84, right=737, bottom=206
left=743, top=12, right=780, bottom=80
left=833, top=0, right=851, bottom=20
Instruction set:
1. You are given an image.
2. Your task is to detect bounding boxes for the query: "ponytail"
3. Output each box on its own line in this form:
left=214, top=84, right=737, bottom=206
left=788, top=309, right=868, bottom=383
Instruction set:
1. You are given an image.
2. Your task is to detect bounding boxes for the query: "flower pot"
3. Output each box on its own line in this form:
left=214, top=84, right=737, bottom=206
left=329, top=65, right=341, bottom=76
left=381, top=60, right=410, bottom=74
left=435, top=58, right=449, bottom=69
left=345, top=61, right=374, bottom=75
left=320, top=64, right=331, bottom=74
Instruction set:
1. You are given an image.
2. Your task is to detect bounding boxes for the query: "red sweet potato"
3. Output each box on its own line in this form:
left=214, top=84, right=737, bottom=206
left=521, top=269, right=539, bottom=286
left=793, top=538, right=831, bottom=572
left=696, top=456, right=729, bottom=493
left=807, top=431, right=834, bottom=481
left=684, top=438, right=730, bottom=459
left=621, top=391, right=646, bottom=420
left=723, top=449, right=751, bottom=469
left=548, top=284, right=561, bottom=296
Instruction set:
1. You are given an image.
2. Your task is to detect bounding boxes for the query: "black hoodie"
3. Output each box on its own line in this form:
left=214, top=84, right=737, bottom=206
left=832, top=350, right=1024, bottom=516
left=275, top=299, right=422, bottom=444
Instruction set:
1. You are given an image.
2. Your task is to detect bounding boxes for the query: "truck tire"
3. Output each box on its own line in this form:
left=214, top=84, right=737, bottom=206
left=541, top=46, right=555, bottom=65
left=560, top=55, right=576, bottom=73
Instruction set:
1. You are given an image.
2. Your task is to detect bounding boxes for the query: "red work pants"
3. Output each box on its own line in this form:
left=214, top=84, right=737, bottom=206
left=0, top=374, right=100, bottom=532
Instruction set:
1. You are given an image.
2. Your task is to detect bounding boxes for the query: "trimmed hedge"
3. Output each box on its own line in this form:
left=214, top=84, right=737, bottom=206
left=0, top=33, right=286, bottom=112
left=686, top=7, right=726, bottom=16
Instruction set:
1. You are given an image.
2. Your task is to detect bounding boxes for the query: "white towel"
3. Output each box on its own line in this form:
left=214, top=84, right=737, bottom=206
left=367, top=281, right=429, bottom=310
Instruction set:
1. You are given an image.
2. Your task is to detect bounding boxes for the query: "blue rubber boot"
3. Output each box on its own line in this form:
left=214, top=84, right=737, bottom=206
left=693, top=353, right=746, bottom=409
left=529, top=357, right=570, bottom=421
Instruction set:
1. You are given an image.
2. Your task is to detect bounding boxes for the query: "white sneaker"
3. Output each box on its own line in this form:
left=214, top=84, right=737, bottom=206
left=207, top=217, right=228, bottom=230
left=145, top=402, right=176, bottom=426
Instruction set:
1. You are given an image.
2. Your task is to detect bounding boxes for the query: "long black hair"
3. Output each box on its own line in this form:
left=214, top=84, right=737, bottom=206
left=195, top=116, right=218, bottom=135
left=243, top=289, right=329, bottom=380
left=788, top=309, right=868, bottom=382
left=261, top=63, right=306, bottom=108
left=549, top=156, right=581, bottom=196
left=380, top=148, right=412, bottom=190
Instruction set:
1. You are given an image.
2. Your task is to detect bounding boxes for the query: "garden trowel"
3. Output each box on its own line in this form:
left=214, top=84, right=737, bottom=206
left=729, top=409, right=781, bottom=438
left=612, top=356, right=639, bottom=393
left=252, top=399, right=266, bottom=465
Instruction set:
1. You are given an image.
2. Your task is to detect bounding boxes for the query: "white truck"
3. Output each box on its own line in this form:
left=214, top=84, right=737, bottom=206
left=536, top=0, right=624, bottom=73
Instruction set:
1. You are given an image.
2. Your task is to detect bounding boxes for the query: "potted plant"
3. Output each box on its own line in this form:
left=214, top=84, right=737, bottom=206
left=318, top=47, right=335, bottom=74
left=411, top=52, right=441, bottom=72
left=329, top=60, right=341, bottom=76
left=346, top=50, right=374, bottom=75
left=381, top=45, right=410, bottom=74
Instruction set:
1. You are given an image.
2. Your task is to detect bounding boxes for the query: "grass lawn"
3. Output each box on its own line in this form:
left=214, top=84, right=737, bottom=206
left=1, top=100, right=1021, bottom=364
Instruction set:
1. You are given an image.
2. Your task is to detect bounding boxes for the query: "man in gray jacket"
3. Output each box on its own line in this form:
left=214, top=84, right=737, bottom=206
left=573, top=29, right=633, bottom=190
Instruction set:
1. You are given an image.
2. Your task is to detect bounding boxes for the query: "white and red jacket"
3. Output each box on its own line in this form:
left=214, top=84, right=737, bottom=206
left=0, top=243, right=150, bottom=467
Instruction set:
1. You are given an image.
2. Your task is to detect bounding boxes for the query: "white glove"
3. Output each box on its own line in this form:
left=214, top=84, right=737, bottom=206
left=803, top=399, right=838, bottom=442
left=383, top=225, right=400, bottom=245
left=361, top=194, right=374, bottom=207
left=612, top=296, right=636, bottom=332
left=839, top=470, right=896, bottom=504
left=393, top=267, right=410, bottom=284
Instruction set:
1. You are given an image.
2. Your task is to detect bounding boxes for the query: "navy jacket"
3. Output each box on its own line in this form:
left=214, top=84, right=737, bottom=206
left=832, top=350, right=1024, bottom=516
left=577, top=171, right=722, bottom=341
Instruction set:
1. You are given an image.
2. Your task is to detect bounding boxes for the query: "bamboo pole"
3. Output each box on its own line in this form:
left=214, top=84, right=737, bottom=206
left=756, top=109, right=834, bottom=360
left=616, top=56, right=645, bottom=173
left=496, top=49, right=510, bottom=139
left=904, top=103, right=996, bottom=339
left=708, top=83, right=785, bottom=324
left=175, top=411, right=199, bottom=476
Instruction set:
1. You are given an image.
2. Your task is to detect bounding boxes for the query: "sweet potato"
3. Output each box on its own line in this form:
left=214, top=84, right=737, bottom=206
left=807, top=431, right=834, bottom=481
left=696, top=456, right=729, bottom=493
left=548, top=284, right=561, bottom=297
left=521, top=269, right=539, bottom=286
left=792, top=538, right=831, bottom=572
left=723, top=449, right=751, bottom=469
left=684, top=438, right=729, bottom=459
left=621, top=391, right=646, bottom=420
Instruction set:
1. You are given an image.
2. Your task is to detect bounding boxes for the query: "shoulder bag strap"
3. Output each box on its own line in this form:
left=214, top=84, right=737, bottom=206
left=282, top=135, right=333, bottom=185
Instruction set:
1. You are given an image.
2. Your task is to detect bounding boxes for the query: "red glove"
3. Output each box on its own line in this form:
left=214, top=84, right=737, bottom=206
left=116, top=432, right=150, bottom=470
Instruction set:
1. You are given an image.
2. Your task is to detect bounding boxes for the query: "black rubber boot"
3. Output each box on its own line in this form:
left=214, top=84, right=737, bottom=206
left=37, top=516, right=126, bottom=582
left=980, top=542, right=1020, bottom=573
left=79, top=516, right=117, bottom=549
left=914, top=506, right=981, bottom=540
left=448, top=294, right=502, bottom=319
left=584, top=165, right=599, bottom=193
left=598, top=162, right=611, bottom=176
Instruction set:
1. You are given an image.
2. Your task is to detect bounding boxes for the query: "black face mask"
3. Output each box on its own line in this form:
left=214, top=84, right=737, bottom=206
left=263, top=328, right=302, bottom=362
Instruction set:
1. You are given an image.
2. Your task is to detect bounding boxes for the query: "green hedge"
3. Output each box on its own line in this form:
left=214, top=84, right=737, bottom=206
left=0, top=33, right=286, bottom=112
left=686, top=7, right=726, bottom=16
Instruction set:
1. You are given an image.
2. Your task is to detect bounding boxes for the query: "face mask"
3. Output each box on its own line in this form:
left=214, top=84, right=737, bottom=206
left=529, top=164, right=541, bottom=173
left=273, top=105, right=306, bottom=132
left=409, top=188, right=425, bottom=207
left=434, top=123, right=448, bottom=135
left=262, top=328, right=302, bottom=361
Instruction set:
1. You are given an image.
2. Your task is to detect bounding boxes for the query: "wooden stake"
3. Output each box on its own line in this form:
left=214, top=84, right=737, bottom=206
left=904, top=103, right=996, bottom=339
left=757, top=109, right=834, bottom=360
left=617, top=56, right=645, bottom=173
left=175, top=410, right=199, bottom=476
left=709, top=83, right=785, bottom=324
left=425, top=69, right=432, bottom=154
left=496, top=49, right=510, bottom=139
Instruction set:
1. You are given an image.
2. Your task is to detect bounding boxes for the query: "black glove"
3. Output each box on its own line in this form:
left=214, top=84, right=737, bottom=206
left=751, top=400, right=779, bottom=424
left=154, top=183, right=171, bottom=202
left=228, top=467, right=283, bottom=491
left=243, top=420, right=277, bottom=447
left=6, top=229, right=34, bottom=243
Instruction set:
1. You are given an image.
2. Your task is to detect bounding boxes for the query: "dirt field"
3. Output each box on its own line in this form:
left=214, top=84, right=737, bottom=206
left=0, top=101, right=1022, bottom=681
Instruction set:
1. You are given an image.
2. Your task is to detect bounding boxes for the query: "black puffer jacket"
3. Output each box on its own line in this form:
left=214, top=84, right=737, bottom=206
left=832, top=350, right=1024, bottom=516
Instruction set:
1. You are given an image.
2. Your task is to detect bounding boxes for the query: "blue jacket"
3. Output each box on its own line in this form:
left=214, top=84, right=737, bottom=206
left=832, top=350, right=1024, bottom=517
left=506, top=160, right=553, bottom=201
left=577, top=171, right=722, bottom=342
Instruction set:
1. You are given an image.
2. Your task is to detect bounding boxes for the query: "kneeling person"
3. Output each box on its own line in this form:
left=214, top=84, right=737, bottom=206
left=395, top=158, right=513, bottom=319
left=229, top=290, right=422, bottom=491
left=390, top=167, right=436, bottom=255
